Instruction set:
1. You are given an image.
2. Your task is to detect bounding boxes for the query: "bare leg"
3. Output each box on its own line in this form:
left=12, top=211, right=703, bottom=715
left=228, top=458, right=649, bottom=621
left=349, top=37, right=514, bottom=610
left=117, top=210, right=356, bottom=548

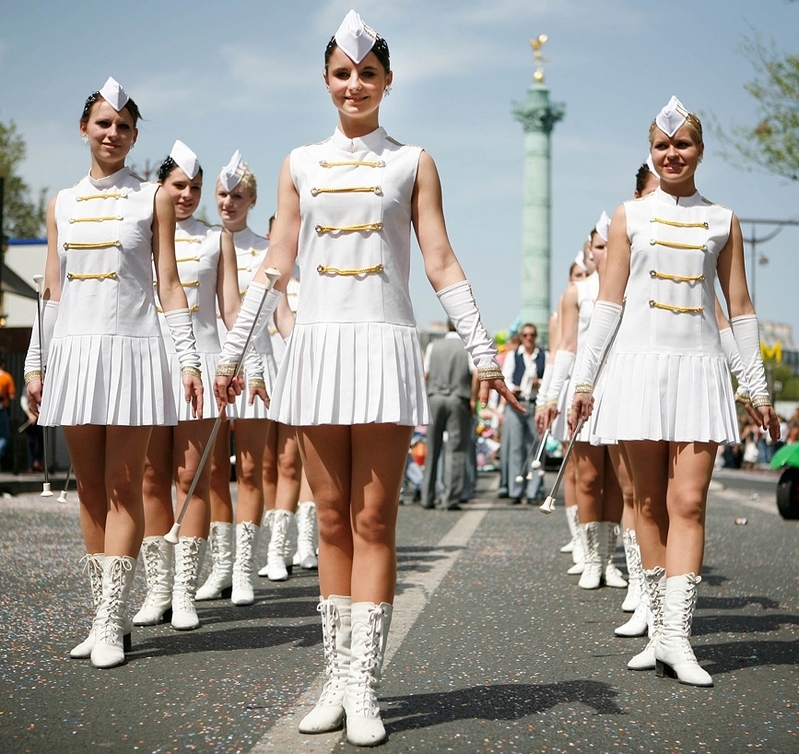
left=609, top=443, right=636, bottom=530
left=665, top=442, right=717, bottom=576
left=173, top=420, right=214, bottom=539
left=64, top=425, right=109, bottom=554
left=143, top=426, right=175, bottom=537
left=209, top=422, right=234, bottom=524
left=262, top=420, right=278, bottom=513
left=601, top=447, right=624, bottom=523
left=234, top=418, right=268, bottom=524
left=573, top=442, right=605, bottom=523
left=274, top=423, right=301, bottom=513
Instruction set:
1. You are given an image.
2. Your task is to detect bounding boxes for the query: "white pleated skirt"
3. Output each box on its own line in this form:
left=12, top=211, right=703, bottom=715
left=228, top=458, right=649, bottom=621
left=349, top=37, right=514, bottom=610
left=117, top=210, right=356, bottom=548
left=269, top=321, right=430, bottom=427
left=230, top=351, right=279, bottom=421
left=591, top=352, right=739, bottom=444
left=40, top=334, right=177, bottom=427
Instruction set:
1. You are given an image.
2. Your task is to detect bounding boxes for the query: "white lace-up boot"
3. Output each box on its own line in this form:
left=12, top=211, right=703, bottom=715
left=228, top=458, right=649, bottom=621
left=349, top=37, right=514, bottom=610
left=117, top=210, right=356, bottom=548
left=171, top=537, right=206, bottom=630
left=293, top=501, right=319, bottom=570
left=602, top=522, right=628, bottom=588
left=578, top=522, right=602, bottom=589
left=196, top=522, right=233, bottom=600
left=343, top=602, right=393, bottom=747
left=257, top=509, right=275, bottom=577
left=71, top=553, right=104, bottom=658
left=264, top=509, right=292, bottom=581
left=560, top=504, right=579, bottom=554
left=567, top=517, right=586, bottom=574
left=620, top=529, right=642, bottom=611
left=90, top=556, right=137, bottom=669
left=299, top=595, right=352, bottom=734
left=133, top=537, right=173, bottom=625
left=655, top=573, right=713, bottom=686
left=628, top=566, right=666, bottom=670
left=231, top=522, right=259, bottom=606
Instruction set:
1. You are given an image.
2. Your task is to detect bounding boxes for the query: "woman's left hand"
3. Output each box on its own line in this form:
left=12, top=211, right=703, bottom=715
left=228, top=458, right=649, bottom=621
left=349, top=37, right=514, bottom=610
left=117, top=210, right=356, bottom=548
left=182, top=374, right=204, bottom=420
left=480, top=378, right=524, bottom=413
left=249, top=384, right=270, bottom=407
left=757, top=405, right=781, bottom=443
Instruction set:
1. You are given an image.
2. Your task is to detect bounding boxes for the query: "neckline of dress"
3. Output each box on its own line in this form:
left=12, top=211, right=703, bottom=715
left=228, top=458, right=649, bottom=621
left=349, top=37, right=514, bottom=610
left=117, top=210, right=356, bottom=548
left=86, top=166, right=131, bottom=189
left=653, top=186, right=702, bottom=207
left=331, top=126, right=387, bottom=154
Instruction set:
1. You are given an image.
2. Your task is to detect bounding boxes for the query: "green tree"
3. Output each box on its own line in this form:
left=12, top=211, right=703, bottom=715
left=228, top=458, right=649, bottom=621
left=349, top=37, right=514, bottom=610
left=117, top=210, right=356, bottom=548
left=712, top=34, right=799, bottom=181
left=0, top=119, right=47, bottom=238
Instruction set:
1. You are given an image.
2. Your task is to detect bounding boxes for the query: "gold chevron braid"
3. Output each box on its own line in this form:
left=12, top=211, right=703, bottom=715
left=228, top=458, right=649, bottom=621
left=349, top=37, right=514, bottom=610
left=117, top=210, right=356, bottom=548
left=649, top=300, right=703, bottom=314
left=66, top=272, right=118, bottom=281
left=180, top=281, right=200, bottom=288
left=317, top=264, right=384, bottom=276
left=68, top=215, right=123, bottom=223
left=311, top=186, right=382, bottom=196
left=63, top=241, right=121, bottom=250
left=76, top=192, right=127, bottom=201
left=649, top=270, right=705, bottom=283
left=176, top=256, right=200, bottom=263
left=315, top=222, right=384, bottom=234
left=650, top=217, right=709, bottom=229
left=319, top=160, right=385, bottom=168
left=176, top=237, right=202, bottom=243
left=649, top=239, right=708, bottom=251
left=157, top=304, right=199, bottom=313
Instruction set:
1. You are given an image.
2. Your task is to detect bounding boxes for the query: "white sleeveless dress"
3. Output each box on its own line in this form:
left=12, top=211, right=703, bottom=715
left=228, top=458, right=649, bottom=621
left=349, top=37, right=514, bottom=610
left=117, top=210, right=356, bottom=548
left=230, top=226, right=276, bottom=421
left=156, top=216, right=223, bottom=422
left=40, top=167, right=175, bottom=427
left=591, top=187, right=739, bottom=444
left=269, top=127, right=429, bottom=427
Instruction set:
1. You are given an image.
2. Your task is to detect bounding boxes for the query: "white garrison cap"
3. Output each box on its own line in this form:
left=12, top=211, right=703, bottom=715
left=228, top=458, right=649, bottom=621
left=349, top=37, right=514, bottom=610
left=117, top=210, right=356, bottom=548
left=335, top=9, right=378, bottom=64
left=594, top=211, right=611, bottom=242
left=646, top=154, right=660, bottom=180
left=169, top=140, right=200, bottom=180
left=573, top=251, right=588, bottom=271
left=98, top=77, right=129, bottom=112
left=219, top=150, right=247, bottom=191
left=655, top=95, right=690, bottom=138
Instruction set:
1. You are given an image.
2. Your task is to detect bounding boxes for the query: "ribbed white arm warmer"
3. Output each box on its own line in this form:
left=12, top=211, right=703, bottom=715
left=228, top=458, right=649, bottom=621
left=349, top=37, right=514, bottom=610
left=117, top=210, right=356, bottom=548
left=570, top=301, right=623, bottom=389
left=163, top=309, right=202, bottom=372
left=535, top=363, right=553, bottom=409
left=546, top=350, right=575, bottom=404
left=24, top=301, right=59, bottom=378
left=730, top=314, right=769, bottom=399
left=436, top=280, right=499, bottom=368
left=218, top=283, right=281, bottom=370
left=719, top=326, right=748, bottom=395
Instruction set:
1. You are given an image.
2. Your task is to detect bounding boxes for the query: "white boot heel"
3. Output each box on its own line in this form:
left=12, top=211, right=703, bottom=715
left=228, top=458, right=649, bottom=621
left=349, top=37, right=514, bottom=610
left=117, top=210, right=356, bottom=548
left=231, top=521, right=259, bottom=606
left=196, top=522, right=233, bottom=600
left=91, top=556, right=137, bottom=669
left=133, top=537, right=173, bottom=625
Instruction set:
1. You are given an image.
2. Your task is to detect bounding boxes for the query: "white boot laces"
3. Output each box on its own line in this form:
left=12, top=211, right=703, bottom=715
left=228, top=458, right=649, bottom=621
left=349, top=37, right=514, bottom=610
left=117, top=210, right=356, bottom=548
left=79, top=554, right=104, bottom=607
left=97, top=558, right=131, bottom=643
left=351, top=608, right=382, bottom=715
left=318, top=600, right=345, bottom=704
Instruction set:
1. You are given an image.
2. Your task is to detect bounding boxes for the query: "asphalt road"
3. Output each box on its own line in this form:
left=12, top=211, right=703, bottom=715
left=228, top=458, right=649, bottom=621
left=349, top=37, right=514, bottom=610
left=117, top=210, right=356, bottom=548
left=1, top=468, right=796, bottom=754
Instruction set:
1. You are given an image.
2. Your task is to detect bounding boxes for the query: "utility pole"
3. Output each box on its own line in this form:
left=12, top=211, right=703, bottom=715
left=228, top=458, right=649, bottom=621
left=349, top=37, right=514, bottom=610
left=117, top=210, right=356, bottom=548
left=738, top=217, right=799, bottom=307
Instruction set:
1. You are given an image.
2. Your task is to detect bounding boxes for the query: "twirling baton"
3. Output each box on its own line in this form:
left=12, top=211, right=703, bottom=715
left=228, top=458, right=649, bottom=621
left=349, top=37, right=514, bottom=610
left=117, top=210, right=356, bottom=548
left=32, top=274, right=53, bottom=498
left=514, top=427, right=550, bottom=484
left=539, top=417, right=584, bottom=513
left=531, top=427, right=550, bottom=472
left=57, top=464, right=73, bottom=503
left=165, top=268, right=281, bottom=545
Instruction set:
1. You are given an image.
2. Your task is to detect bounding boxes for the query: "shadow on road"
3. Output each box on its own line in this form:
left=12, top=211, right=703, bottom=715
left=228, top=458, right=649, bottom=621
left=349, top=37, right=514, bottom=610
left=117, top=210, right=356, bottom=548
left=697, top=638, right=799, bottom=674
left=382, top=680, right=623, bottom=733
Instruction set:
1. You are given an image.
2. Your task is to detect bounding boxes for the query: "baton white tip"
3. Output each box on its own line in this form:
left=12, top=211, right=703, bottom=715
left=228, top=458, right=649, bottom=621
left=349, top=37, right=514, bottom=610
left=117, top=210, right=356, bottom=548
left=531, top=460, right=542, bottom=469
left=264, top=268, right=281, bottom=287
left=32, top=274, right=44, bottom=284
left=164, top=523, right=181, bottom=545
left=539, top=496, right=556, bottom=513
left=525, top=472, right=533, bottom=480
left=538, top=469, right=546, bottom=477
left=514, top=475, right=524, bottom=483
left=40, top=483, right=53, bottom=497
left=57, top=491, right=69, bottom=503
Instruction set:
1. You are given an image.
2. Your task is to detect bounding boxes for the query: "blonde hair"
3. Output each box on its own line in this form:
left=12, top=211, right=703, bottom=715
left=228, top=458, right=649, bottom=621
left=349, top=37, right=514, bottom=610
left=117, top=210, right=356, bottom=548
left=649, top=111, right=703, bottom=145
left=237, top=169, right=257, bottom=200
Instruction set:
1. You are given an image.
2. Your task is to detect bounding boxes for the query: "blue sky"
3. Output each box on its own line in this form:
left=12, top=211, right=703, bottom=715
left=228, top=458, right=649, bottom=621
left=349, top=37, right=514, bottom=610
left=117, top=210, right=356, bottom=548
left=2, top=0, right=797, bottom=339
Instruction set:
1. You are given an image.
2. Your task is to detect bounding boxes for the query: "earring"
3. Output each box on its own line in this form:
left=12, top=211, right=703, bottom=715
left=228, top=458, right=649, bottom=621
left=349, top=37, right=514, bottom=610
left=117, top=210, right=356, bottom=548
left=384, top=85, right=392, bottom=96
left=81, top=134, right=89, bottom=145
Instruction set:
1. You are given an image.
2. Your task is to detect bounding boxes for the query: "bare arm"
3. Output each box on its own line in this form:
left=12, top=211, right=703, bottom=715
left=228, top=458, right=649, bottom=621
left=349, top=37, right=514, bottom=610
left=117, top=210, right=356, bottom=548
left=42, top=196, right=62, bottom=302
left=217, top=228, right=241, bottom=330
left=274, top=292, right=295, bottom=340
left=595, top=204, right=631, bottom=305
left=716, top=215, right=755, bottom=319
left=558, top=284, right=579, bottom=354
left=152, top=188, right=189, bottom=312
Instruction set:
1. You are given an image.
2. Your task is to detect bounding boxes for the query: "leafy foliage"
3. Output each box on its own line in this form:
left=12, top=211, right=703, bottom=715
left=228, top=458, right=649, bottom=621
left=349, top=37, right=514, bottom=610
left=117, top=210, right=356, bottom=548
left=0, top=119, right=47, bottom=238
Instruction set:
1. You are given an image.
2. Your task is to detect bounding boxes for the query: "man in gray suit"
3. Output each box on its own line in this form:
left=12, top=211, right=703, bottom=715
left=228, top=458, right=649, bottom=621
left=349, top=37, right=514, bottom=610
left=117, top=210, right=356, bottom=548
left=421, top=322, right=477, bottom=510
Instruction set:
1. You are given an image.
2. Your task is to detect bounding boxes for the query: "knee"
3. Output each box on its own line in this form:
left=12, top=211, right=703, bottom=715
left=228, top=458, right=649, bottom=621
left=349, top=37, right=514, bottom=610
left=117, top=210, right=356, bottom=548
left=107, top=469, right=143, bottom=506
left=316, top=500, right=351, bottom=543
left=668, top=492, right=706, bottom=523
left=352, top=506, right=393, bottom=548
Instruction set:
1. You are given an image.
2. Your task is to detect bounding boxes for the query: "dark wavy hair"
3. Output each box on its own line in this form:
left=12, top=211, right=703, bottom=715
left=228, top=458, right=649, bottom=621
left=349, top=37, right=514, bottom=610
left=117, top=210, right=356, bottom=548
left=324, top=34, right=390, bottom=73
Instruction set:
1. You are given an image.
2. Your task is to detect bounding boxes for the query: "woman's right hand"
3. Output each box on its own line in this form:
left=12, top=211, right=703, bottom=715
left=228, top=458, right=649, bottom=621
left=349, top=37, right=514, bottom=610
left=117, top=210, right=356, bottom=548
left=182, top=374, right=204, bottom=420
left=569, top=393, right=594, bottom=434
left=537, top=404, right=558, bottom=434
left=214, top=375, right=243, bottom=411
left=26, top=380, right=43, bottom=418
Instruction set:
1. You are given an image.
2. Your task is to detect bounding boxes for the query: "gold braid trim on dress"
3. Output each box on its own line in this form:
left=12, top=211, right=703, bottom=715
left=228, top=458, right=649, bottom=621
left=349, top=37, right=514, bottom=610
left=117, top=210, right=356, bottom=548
left=315, top=222, right=383, bottom=234
left=648, top=300, right=703, bottom=314
left=66, top=272, right=118, bottom=281
left=649, top=270, right=705, bottom=283
left=316, top=264, right=384, bottom=277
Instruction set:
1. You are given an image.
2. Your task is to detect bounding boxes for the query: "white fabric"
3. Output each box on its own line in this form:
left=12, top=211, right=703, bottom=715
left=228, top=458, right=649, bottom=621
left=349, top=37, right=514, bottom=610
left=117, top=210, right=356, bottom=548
left=98, top=77, right=129, bottom=111
left=589, top=187, right=738, bottom=443
left=595, top=211, right=611, bottom=243
left=219, top=150, right=245, bottom=191
left=334, top=9, right=377, bottom=64
left=269, top=127, right=429, bottom=426
left=157, top=216, right=222, bottom=421
left=39, top=167, right=175, bottom=426
left=24, top=301, right=59, bottom=375
left=535, top=361, right=553, bottom=409
left=162, top=309, right=201, bottom=372
left=719, top=326, right=747, bottom=394
left=655, top=95, right=690, bottom=138
left=546, top=350, right=575, bottom=405
left=573, top=250, right=587, bottom=271
left=646, top=154, right=658, bottom=178
left=437, top=280, right=499, bottom=369
left=170, top=140, right=200, bottom=180
left=730, top=315, right=769, bottom=399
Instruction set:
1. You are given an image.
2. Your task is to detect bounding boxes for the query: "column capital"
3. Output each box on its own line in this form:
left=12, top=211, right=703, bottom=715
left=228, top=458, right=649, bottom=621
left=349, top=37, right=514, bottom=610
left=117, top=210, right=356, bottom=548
left=512, top=86, right=565, bottom=134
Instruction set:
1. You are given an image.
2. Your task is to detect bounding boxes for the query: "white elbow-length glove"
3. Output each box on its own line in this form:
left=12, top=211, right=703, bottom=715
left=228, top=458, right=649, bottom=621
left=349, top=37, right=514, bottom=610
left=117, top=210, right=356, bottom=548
left=730, top=314, right=770, bottom=404
left=570, top=301, right=623, bottom=391
left=719, top=326, right=749, bottom=403
left=535, top=362, right=554, bottom=410
left=24, top=301, right=60, bottom=382
left=545, top=350, right=576, bottom=406
left=436, top=280, right=499, bottom=371
left=163, top=308, right=202, bottom=375
left=217, top=283, right=282, bottom=374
